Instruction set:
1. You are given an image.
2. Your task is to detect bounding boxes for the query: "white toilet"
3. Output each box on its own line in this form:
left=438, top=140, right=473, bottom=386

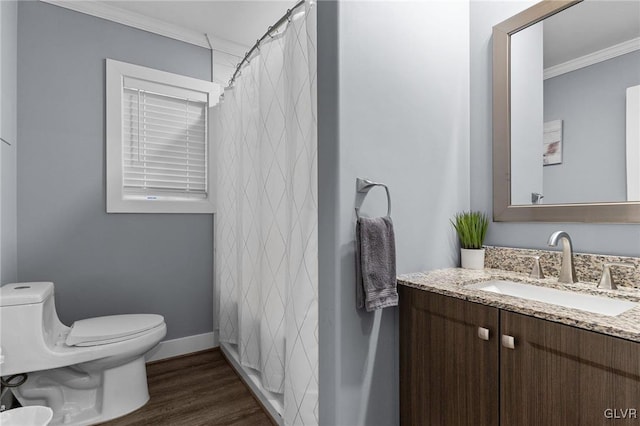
left=0, top=282, right=167, bottom=425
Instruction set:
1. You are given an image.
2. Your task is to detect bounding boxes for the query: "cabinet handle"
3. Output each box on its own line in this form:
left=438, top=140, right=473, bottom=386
left=477, top=327, right=490, bottom=341
left=502, top=334, right=516, bottom=349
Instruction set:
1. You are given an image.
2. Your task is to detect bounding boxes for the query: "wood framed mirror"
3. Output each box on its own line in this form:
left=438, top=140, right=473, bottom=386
left=493, top=0, right=640, bottom=222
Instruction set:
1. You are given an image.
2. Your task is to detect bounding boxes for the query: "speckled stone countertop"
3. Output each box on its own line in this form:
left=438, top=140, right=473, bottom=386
left=397, top=268, right=640, bottom=343
left=484, top=245, right=640, bottom=288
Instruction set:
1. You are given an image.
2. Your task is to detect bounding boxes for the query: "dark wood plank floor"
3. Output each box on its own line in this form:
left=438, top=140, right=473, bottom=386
left=101, top=349, right=274, bottom=426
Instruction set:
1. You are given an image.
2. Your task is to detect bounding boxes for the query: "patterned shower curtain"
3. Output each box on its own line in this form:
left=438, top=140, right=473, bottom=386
left=214, top=3, right=317, bottom=425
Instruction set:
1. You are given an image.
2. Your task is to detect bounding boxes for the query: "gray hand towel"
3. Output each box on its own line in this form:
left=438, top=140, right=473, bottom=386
left=356, top=216, right=398, bottom=312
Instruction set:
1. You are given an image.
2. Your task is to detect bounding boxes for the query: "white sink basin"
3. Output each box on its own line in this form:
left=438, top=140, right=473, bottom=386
left=465, top=280, right=637, bottom=317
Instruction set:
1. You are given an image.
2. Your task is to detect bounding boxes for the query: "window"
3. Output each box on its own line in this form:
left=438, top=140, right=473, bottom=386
left=106, top=59, right=220, bottom=213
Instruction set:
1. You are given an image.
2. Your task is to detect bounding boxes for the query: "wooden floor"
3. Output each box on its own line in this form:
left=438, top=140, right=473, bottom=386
left=101, top=349, right=274, bottom=426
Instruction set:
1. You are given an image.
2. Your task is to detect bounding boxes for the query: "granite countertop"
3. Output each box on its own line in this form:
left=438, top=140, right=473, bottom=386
left=397, top=268, right=640, bottom=343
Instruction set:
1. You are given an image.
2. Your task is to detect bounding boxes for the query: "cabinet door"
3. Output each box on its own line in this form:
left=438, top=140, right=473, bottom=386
left=501, top=311, right=640, bottom=425
left=400, top=287, right=499, bottom=426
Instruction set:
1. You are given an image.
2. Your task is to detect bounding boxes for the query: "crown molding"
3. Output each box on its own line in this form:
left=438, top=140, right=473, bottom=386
left=544, top=37, right=640, bottom=80
left=40, top=0, right=247, bottom=57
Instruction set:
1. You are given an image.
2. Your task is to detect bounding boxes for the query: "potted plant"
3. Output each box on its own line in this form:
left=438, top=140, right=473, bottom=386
left=451, top=211, right=489, bottom=270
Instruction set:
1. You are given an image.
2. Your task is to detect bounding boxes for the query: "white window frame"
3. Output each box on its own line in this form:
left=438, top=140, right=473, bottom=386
left=106, top=58, right=220, bottom=213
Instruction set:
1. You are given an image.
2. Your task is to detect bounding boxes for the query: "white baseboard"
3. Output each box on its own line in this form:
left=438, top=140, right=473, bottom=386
left=145, top=331, right=218, bottom=363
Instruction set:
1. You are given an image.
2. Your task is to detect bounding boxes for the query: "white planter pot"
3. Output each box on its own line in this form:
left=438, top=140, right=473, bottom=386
left=461, top=248, right=485, bottom=270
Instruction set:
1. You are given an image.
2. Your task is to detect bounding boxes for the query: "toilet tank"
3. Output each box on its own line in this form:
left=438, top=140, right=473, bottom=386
left=1, top=282, right=54, bottom=306
left=0, top=282, right=68, bottom=375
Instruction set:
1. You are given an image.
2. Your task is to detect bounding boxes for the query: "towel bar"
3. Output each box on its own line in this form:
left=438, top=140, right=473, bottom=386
left=355, top=178, right=391, bottom=219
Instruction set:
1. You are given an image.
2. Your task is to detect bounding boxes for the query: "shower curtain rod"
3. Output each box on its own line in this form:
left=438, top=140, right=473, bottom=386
left=227, top=0, right=305, bottom=88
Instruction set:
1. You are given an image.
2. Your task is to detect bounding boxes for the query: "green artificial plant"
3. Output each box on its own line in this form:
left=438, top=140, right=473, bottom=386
left=450, top=211, right=489, bottom=250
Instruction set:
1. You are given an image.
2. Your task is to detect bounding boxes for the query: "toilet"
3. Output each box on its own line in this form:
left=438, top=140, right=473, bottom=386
left=0, top=282, right=166, bottom=425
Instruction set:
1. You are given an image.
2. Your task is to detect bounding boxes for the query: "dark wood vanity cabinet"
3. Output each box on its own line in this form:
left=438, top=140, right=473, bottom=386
left=400, top=286, right=640, bottom=426
left=501, top=311, right=640, bottom=426
left=399, top=286, right=500, bottom=426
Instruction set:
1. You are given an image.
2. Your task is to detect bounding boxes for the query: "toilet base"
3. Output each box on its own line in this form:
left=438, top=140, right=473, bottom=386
left=13, top=356, right=149, bottom=426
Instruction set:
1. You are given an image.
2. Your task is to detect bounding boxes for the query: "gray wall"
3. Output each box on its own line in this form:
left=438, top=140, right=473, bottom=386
left=1, top=0, right=18, bottom=285
left=317, top=2, right=339, bottom=424
left=318, top=2, right=470, bottom=424
left=543, top=50, right=640, bottom=204
left=471, top=1, right=640, bottom=257
left=17, top=2, right=213, bottom=340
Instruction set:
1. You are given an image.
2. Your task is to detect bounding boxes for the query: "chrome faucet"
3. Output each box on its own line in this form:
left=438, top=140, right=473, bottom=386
left=598, top=262, right=635, bottom=290
left=547, top=231, right=578, bottom=283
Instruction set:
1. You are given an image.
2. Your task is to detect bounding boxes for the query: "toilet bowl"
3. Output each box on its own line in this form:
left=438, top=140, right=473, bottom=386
left=0, top=282, right=166, bottom=425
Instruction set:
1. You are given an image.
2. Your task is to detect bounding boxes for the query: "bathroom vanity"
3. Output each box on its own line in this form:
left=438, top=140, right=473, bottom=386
left=398, top=268, right=640, bottom=426
left=411, top=0, right=640, bottom=422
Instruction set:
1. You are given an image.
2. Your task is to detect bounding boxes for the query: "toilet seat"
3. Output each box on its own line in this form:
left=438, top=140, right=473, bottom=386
left=66, top=314, right=164, bottom=347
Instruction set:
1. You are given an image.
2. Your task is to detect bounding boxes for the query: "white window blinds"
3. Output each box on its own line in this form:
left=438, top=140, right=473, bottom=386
left=106, top=59, right=219, bottom=213
left=122, top=86, right=208, bottom=199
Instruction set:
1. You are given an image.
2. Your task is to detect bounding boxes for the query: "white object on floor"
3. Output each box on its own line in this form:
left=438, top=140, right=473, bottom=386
left=0, top=282, right=166, bottom=426
left=0, top=406, right=54, bottom=426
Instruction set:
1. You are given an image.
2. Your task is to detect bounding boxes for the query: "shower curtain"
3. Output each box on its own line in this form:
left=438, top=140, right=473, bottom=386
left=214, top=3, right=317, bottom=425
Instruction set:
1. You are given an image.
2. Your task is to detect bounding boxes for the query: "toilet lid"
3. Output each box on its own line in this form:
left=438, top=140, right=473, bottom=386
left=66, top=314, right=164, bottom=347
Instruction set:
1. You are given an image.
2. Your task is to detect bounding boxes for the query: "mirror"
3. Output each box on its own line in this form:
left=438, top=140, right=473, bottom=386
left=493, top=0, right=640, bottom=222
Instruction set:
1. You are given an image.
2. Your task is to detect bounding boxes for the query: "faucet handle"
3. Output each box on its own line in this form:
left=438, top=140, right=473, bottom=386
left=598, top=262, right=635, bottom=290
left=518, top=255, right=545, bottom=279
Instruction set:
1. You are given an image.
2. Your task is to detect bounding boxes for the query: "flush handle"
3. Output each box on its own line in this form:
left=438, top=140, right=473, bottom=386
left=502, top=334, right=516, bottom=349
left=478, top=327, right=490, bottom=341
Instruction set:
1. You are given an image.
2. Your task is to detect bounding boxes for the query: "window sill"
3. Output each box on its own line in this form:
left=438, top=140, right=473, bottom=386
left=107, top=197, right=215, bottom=214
